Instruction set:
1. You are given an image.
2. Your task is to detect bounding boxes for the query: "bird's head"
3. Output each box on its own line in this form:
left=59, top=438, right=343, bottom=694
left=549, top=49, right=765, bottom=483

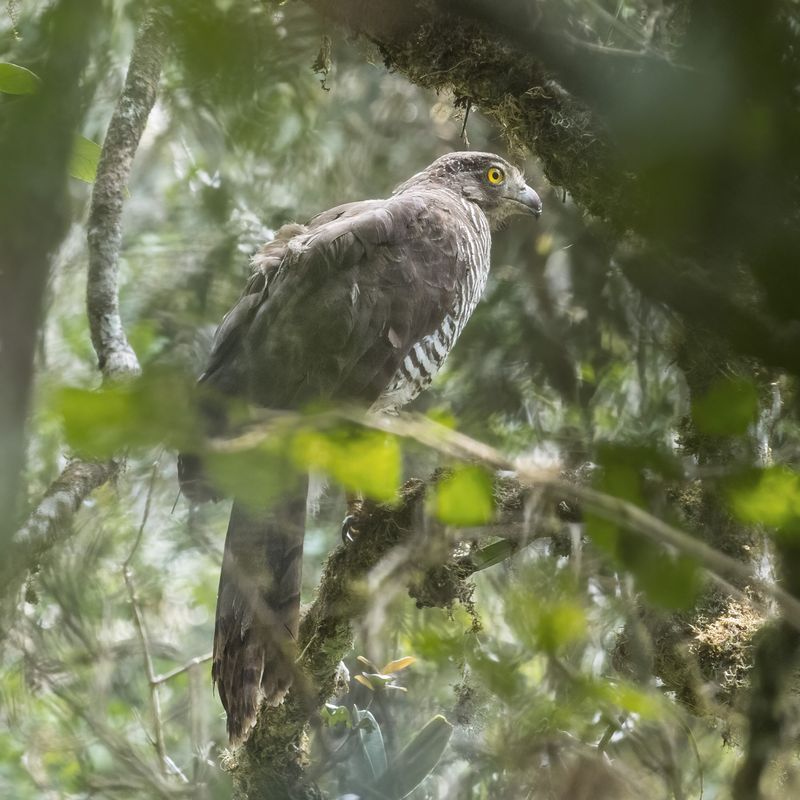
left=405, top=151, right=542, bottom=228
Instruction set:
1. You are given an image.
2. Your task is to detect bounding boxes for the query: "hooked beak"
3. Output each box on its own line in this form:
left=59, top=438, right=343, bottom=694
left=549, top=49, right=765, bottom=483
left=513, top=184, right=543, bottom=218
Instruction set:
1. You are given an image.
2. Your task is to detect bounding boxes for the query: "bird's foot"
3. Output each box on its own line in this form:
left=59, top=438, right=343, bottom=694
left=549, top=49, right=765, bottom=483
left=341, top=514, right=360, bottom=544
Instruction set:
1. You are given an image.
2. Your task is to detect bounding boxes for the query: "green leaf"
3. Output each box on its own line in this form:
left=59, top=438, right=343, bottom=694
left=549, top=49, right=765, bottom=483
left=55, top=370, right=198, bottom=457
left=354, top=708, right=388, bottom=782
left=727, top=466, right=800, bottom=528
left=360, top=672, right=396, bottom=689
left=587, top=679, right=662, bottom=720
left=433, top=465, right=494, bottom=526
left=373, top=715, right=453, bottom=800
left=321, top=704, right=351, bottom=729
left=633, top=552, right=702, bottom=610
left=532, top=601, right=587, bottom=654
left=381, top=656, right=416, bottom=674
left=691, top=377, right=758, bottom=436
left=467, top=644, right=525, bottom=701
left=205, top=443, right=298, bottom=510
left=584, top=458, right=642, bottom=556
left=57, top=385, right=133, bottom=457
left=292, top=425, right=400, bottom=502
left=0, top=62, right=41, bottom=94
left=585, top=447, right=700, bottom=608
left=69, top=135, right=102, bottom=184
left=503, top=585, right=587, bottom=654
left=470, top=538, right=518, bottom=571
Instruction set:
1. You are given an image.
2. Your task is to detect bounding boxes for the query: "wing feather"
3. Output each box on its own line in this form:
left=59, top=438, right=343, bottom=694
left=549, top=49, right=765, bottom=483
left=204, top=190, right=476, bottom=410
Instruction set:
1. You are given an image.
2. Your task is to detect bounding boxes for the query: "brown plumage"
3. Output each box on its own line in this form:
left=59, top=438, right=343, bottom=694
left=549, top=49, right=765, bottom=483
left=178, top=151, right=542, bottom=742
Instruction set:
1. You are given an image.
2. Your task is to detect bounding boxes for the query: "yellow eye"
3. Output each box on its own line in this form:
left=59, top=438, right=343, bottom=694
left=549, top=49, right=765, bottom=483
left=487, top=167, right=505, bottom=185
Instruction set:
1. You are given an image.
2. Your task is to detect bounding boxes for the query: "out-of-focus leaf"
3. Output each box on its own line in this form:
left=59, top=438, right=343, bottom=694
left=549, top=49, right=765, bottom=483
left=585, top=444, right=699, bottom=607
left=354, top=674, right=374, bottom=691
left=468, top=644, right=525, bottom=701
left=57, top=385, right=132, bottom=457
left=504, top=585, right=586, bottom=654
left=321, top=703, right=351, bottom=728
left=470, top=538, right=517, bottom=571
left=354, top=708, right=388, bottom=781
left=56, top=370, right=197, bottom=457
left=373, top=715, right=453, bottom=800
left=589, top=680, right=662, bottom=720
left=205, top=442, right=297, bottom=510
left=585, top=457, right=642, bottom=556
left=432, top=465, right=494, bottom=526
left=533, top=601, right=587, bottom=654
left=409, top=609, right=470, bottom=664
left=426, top=408, right=457, bottom=429
left=0, top=62, right=40, bottom=94
left=636, top=552, right=701, bottom=609
left=691, top=377, right=758, bottom=436
left=292, top=425, right=401, bottom=502
left=381, top=656, right=415, bottom=674
left=596, top=441, right=682, bottom=482
left=69, top=135, right=102, bottom=184
left=727, top=466, right=800, bottom=528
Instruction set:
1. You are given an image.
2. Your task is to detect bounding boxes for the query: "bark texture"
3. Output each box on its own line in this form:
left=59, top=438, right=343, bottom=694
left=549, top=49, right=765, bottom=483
left=87, top=11, right=167, bottom=380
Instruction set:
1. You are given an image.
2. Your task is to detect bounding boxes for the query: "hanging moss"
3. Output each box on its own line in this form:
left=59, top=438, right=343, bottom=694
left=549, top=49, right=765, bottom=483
left=373, top=12, right=628, bottom=222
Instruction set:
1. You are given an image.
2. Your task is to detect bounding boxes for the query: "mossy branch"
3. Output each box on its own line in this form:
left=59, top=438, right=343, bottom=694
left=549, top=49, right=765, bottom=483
left=222, top=408, right=794, bottom=796
left=227, top=474, right=559, bottom=799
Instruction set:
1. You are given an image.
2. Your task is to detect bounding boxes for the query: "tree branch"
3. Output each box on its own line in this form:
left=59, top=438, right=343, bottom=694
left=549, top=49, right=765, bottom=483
left=87, top=10, right=167, bottom=380
left=220, top=409, right=800, bottom=634
left=12, top=459, right=122, bottom=557
left=223, top=409, right=794, bottom=796
left=230, top=475, right=545, bottom=799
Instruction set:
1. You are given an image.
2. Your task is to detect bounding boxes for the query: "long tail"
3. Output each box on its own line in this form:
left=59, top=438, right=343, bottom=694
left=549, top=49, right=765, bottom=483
left=212, top=488, right=307, bottom=743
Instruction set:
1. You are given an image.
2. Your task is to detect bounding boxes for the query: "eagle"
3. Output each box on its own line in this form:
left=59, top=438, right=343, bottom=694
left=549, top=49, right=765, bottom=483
left=178, top=151, right=542, bottom=742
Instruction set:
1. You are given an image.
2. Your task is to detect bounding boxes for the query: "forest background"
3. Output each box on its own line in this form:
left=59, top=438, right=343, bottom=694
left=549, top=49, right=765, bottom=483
left=3, top=1, right=800, bottom=798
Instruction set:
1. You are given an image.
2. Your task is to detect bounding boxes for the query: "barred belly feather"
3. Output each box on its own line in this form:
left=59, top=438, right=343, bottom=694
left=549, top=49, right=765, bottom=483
left=372, top=197, right=491, bottom=413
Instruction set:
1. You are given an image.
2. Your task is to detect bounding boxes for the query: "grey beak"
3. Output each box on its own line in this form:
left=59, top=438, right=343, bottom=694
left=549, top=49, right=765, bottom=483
left=517, top=184, right=543, bottom=217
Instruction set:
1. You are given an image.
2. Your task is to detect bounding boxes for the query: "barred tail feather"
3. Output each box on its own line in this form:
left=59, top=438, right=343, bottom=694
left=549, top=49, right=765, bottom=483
left=212, top=490, right=307, bottom=743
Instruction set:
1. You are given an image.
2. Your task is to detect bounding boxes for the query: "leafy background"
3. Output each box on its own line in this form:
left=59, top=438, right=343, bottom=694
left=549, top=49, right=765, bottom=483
left=2, top=1, right=796, bottom=798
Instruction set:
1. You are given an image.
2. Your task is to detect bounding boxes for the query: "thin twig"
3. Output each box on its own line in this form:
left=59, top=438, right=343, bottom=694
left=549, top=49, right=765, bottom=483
left=123, top=456, right=160, bottom=570
left=124, top=567, right=168, bottom=775
left=152, top=652, right=213, bottom=686
left=459, top=102, right=471, bottom=148
left=214, top=408, right=800, bottom=632
left=122, top=452, right=167, bottom=775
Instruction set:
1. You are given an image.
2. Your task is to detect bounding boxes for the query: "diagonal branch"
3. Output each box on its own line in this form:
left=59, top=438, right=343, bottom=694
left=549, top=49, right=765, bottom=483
left=224, top=407, right=797, bottom=796
left=218, top=408, right=800, bottom=633
left=12, top=459, right=122, bottom=558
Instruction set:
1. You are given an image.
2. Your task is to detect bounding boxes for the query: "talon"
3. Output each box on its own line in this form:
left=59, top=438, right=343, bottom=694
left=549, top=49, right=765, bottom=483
left=341, top=514, right=360, bottom=544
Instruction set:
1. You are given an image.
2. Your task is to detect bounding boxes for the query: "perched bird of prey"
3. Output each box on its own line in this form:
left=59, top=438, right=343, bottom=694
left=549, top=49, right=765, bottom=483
left=178, top=151, right=542, bottom=742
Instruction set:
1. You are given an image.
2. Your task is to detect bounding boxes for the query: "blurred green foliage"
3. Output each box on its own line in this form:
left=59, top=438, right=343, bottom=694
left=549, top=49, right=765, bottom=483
left=4, top=0, right=800, bottom=798
left=431, top=466, right=494, bottom=526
